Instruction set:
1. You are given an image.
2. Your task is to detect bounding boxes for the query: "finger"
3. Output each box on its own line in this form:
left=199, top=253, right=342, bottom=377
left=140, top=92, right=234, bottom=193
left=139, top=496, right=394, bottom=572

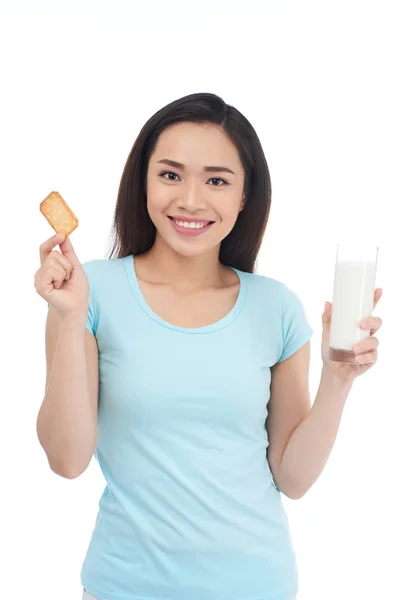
left=355, top=349, right=378, bottom=364
left=39, top=233, right=66, bottom=264
left=373, top=288, right=383, bottom=309
left=47, top=252, right=73, bottom=280
left=42, top=263, right=68, bottom=293
left=360, top=316, right=382, bottom=332
left=353, top=336, right=379, bottom=354
left=59, top=235, right=80, bottom=266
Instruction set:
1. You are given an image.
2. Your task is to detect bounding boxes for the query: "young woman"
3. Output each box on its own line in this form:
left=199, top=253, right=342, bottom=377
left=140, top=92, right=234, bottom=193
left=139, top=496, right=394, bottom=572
left=35, top=92, right=382, bottom=600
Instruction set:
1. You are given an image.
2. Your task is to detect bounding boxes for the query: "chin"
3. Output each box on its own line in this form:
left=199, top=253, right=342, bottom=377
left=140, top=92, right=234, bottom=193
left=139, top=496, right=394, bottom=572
left=152, top=216, right=226, bottom=259
left=154, top=228, right=214, bottom=259
left=168, top=239, right=214, bottom=258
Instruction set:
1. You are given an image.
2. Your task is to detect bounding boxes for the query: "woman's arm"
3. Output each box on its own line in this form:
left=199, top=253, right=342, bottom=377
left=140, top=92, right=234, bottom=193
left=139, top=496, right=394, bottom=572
left=271, top=366, right=353, bottom=499
left=36, top=307, right=99, bottom=478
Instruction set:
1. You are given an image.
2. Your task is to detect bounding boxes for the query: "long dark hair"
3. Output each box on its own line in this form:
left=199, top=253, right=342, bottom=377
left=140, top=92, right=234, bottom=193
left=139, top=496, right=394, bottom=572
left=107, top=92, right=272, bottom=273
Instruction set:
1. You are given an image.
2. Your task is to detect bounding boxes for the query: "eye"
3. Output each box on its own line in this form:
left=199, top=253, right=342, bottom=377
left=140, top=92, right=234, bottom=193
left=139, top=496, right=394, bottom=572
left=209, top=177, right=228, bottom=186
left=159, top=171, right=228, bottom=186
left=160, top=171, right=179, bottom=182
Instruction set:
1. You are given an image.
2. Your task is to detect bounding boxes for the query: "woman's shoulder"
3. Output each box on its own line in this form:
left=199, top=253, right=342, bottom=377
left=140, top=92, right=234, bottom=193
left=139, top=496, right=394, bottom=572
left=234, top=269, right=285, bottom=316
left=82, top=256, right=128, bottom=289
left=241, top=269, right=285, bottom=295
left=245, top=271, right=307, bottom=309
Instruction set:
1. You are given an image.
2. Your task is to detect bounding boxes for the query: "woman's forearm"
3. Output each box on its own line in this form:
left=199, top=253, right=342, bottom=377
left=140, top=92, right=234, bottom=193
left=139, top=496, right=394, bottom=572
left=275, top=368, right=354, bottom=499
left=37, top=315, right=96, bottom=478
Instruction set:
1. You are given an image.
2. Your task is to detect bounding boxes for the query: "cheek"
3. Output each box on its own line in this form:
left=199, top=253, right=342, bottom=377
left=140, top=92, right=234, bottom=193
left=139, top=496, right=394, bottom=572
left=146, top=186, right=171, bottom=221
left=218, top=204, right=242, bottom=229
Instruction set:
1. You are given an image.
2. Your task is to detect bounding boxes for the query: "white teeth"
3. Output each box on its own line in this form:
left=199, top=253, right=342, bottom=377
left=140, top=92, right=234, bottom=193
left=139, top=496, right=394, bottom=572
left=175, top=219, right=208, bottom=229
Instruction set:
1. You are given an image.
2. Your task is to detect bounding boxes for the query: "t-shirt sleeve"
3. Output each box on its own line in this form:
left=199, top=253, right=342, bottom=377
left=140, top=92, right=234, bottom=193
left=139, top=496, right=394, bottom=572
left=277, top=283, right=313, bottom=363
left=82, top=261, right=97, bottom=336
left=46, top=260, right=98, bottom=337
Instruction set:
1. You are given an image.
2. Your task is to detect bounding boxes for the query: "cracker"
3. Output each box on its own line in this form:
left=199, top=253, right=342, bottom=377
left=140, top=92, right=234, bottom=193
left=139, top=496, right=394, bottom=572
left=40, top=191, right=79, bottom=236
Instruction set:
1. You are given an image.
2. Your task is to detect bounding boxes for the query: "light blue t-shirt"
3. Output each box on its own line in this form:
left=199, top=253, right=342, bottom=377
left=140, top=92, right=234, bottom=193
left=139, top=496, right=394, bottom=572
left=79, top=255, right=313, bottom=600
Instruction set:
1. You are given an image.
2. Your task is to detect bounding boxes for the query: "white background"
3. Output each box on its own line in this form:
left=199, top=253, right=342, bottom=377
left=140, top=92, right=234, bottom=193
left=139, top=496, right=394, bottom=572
left=1, top=1, right=398, bottom=599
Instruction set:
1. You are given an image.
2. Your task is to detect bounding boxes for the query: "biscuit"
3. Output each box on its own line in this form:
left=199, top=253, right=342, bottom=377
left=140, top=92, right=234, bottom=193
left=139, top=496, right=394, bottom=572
left=40, top=191, right=78, bottom=236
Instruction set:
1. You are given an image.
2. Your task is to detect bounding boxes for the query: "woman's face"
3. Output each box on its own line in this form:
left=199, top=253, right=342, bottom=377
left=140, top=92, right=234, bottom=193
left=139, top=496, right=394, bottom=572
left=146, top=121, right=246, bottom=258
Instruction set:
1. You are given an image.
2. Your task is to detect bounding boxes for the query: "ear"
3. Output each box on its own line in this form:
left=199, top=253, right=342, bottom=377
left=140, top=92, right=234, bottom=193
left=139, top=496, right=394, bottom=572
left=239, top=195, right=246, bottom=212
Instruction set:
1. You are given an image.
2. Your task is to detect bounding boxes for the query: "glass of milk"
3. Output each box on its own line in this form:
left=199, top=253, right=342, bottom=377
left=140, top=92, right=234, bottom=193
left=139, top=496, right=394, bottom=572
left=329, top=244, right=379, bottom=363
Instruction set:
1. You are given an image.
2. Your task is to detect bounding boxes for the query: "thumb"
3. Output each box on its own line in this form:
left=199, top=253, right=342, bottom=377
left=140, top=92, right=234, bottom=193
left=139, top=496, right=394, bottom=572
left=322, top=301, right=332, bottom=325
left=59, top=235, right=80, bottom=265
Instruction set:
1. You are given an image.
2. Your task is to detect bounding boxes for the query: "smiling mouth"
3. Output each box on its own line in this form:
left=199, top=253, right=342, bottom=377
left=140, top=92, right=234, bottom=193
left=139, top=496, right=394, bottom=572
left=167, top=216, right=215, bottom=236
left=167, top=216, right=214, bottom=228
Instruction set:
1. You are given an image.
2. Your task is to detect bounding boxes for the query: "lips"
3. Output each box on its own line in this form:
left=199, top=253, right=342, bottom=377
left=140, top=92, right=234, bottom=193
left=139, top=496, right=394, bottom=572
left=167, top=216, right=214, bottom=237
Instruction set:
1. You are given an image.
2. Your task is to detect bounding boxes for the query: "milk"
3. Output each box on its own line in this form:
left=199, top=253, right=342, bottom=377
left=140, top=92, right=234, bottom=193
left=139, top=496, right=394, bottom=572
left=329, top=259, right=377, bottom=363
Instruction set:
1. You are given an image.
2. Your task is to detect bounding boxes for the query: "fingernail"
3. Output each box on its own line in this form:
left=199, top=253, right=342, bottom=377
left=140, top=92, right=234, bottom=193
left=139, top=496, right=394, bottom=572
left=361, top=320, right=368, bottom=328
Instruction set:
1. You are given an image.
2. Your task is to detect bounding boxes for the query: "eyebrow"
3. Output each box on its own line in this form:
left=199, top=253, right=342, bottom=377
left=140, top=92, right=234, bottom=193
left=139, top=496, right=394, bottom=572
left=157, top=158, right=235, bottom=175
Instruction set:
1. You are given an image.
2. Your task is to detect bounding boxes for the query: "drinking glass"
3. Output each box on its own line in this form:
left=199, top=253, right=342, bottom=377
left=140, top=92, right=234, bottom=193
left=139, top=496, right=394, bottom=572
left=329, top=244, right=379, bottom=363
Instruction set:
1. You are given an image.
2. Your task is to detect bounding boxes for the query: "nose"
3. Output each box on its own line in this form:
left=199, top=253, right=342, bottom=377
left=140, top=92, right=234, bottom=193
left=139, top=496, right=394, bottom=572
left=175, top=181, right=208, bottom=212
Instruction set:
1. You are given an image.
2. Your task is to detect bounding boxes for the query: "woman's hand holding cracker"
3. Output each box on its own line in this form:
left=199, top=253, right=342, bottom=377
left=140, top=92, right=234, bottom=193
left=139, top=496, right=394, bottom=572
left=34, top=233, right=89, bottom=322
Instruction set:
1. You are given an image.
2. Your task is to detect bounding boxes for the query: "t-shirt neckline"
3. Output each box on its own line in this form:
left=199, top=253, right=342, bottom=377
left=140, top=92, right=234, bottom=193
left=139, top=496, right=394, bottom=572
left=124, top=254, right=248, bottom=334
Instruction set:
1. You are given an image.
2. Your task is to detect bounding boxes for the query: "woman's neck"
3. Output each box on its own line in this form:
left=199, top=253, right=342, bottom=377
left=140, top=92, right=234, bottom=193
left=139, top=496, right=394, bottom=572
left=136, top=235, right=228, bottom=292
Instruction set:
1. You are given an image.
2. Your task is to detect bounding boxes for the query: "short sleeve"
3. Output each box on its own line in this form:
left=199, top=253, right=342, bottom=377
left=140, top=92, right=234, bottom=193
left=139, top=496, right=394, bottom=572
left=82, top=261, right=97, bottom=336
left=277, top=283, right=313, bottom=363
